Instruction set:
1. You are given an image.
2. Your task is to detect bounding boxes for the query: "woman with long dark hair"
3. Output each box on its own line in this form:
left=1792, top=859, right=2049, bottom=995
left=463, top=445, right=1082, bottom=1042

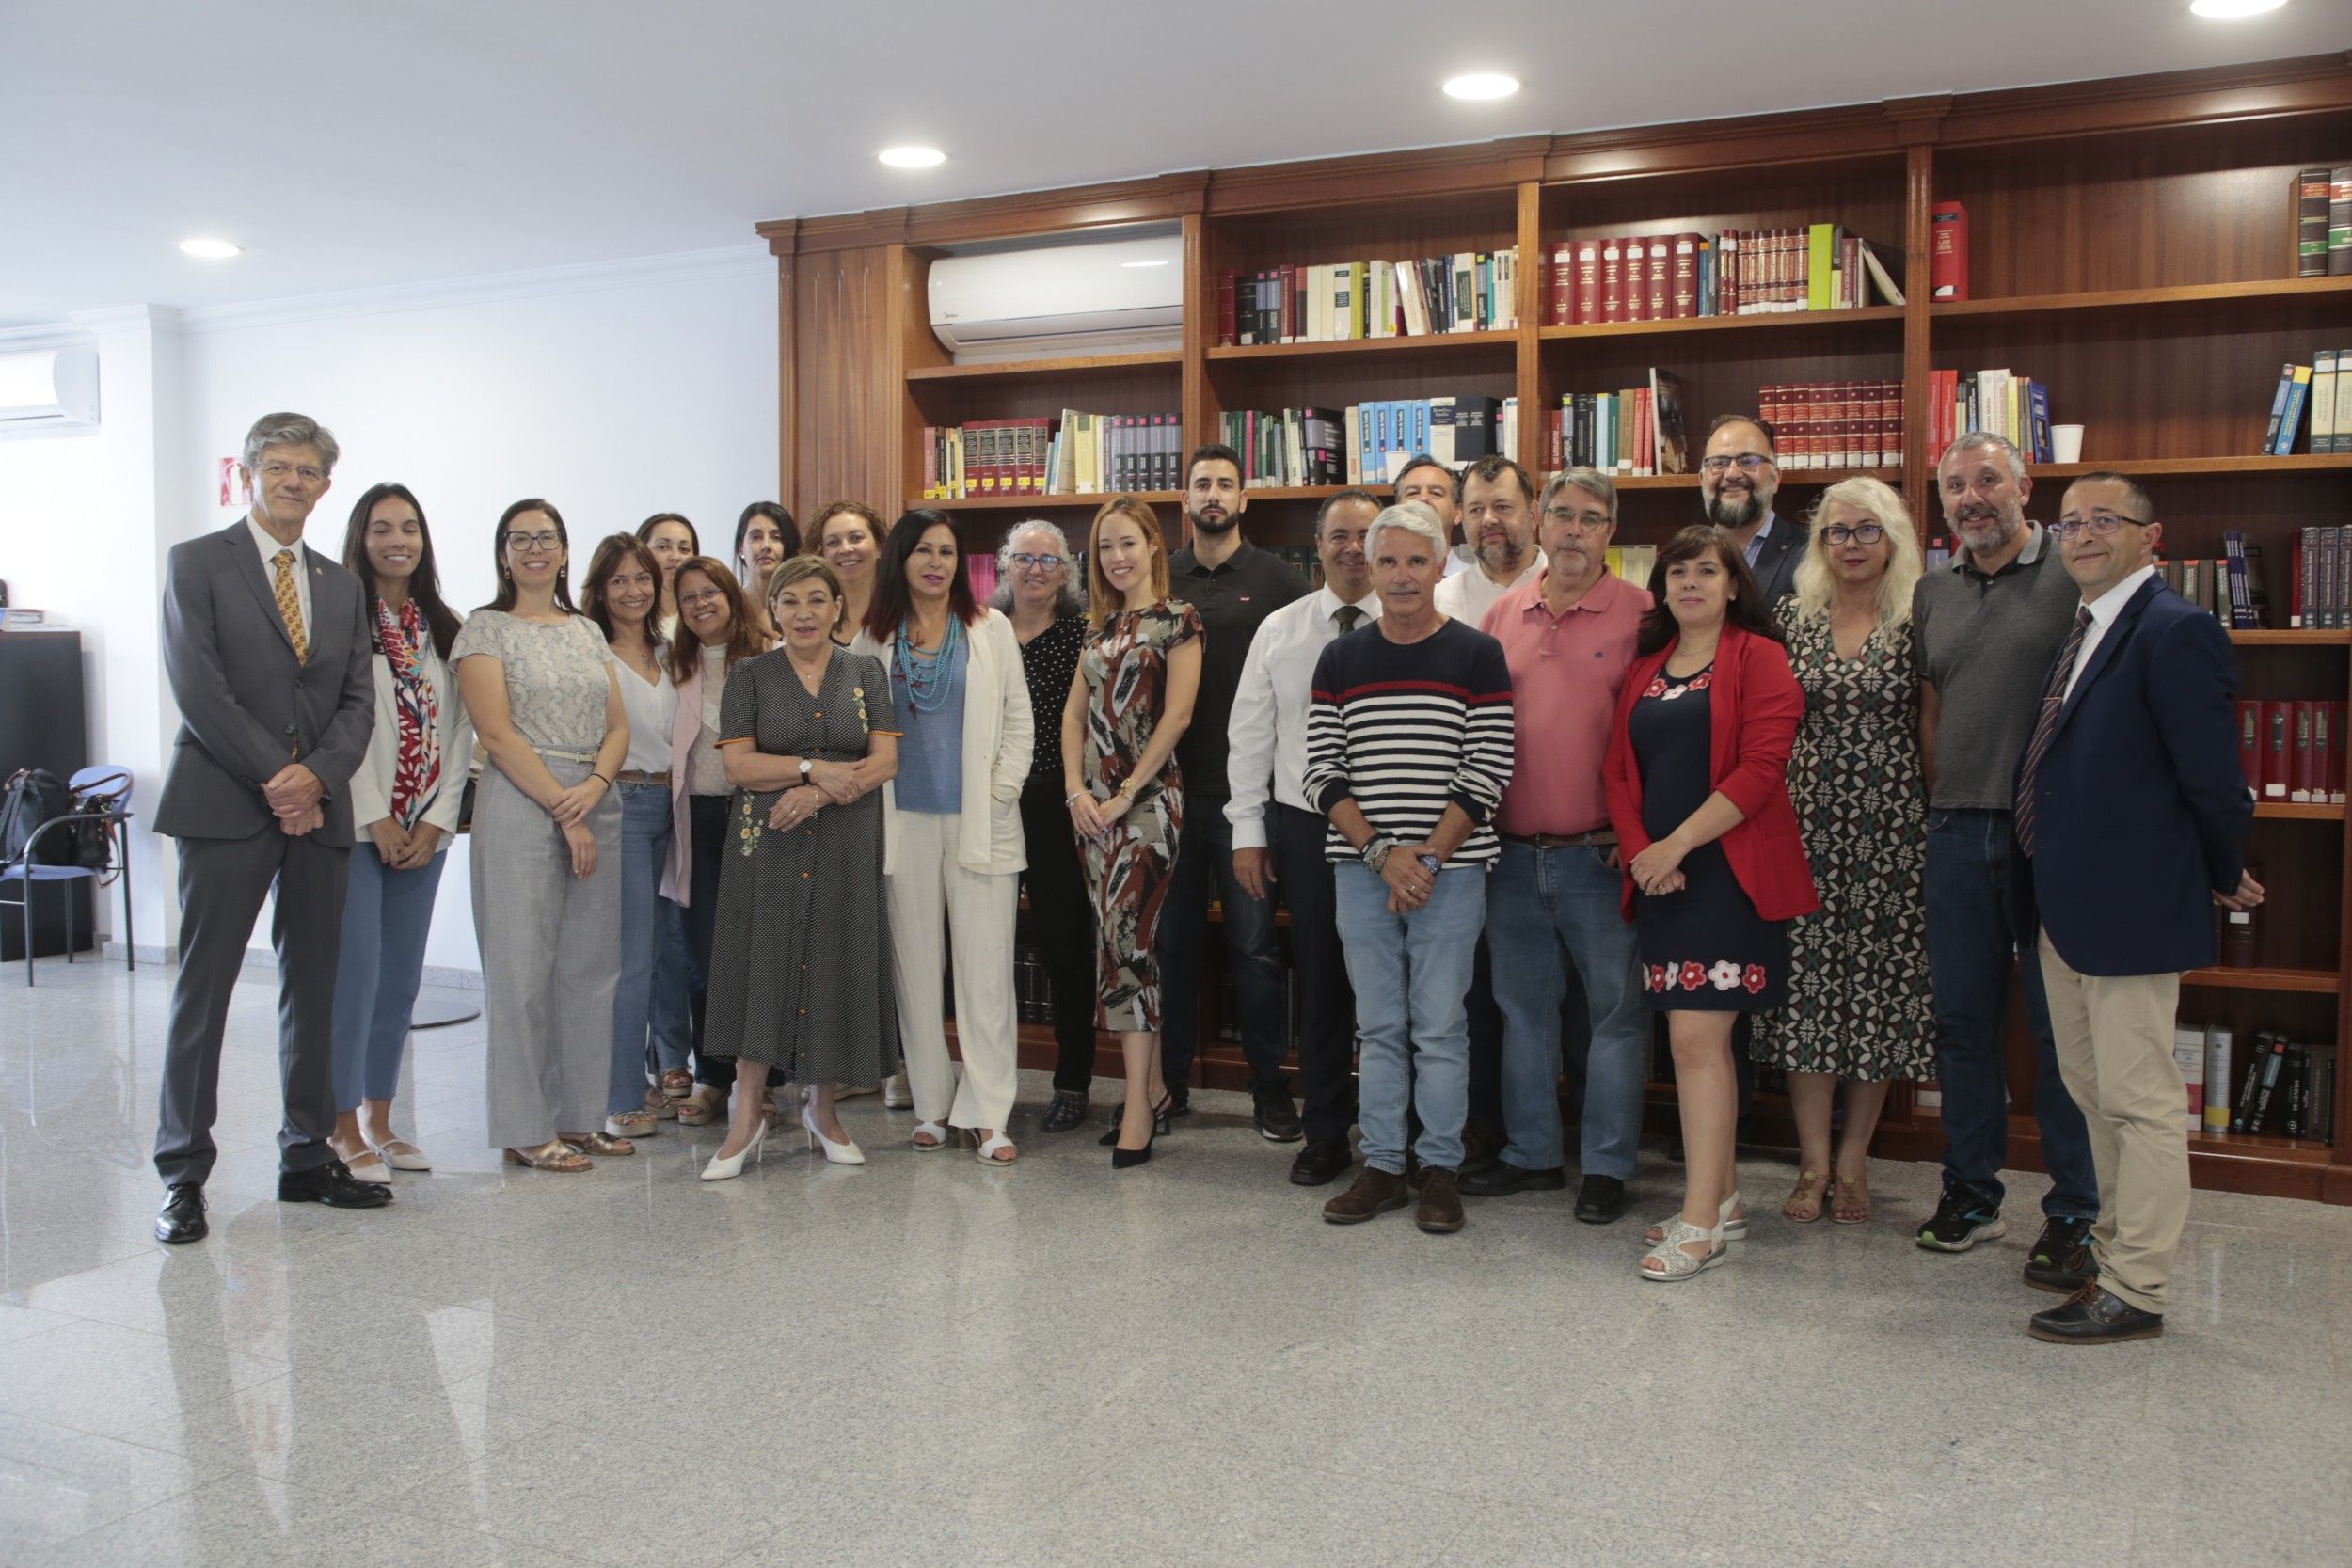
left=848, top=510, right=1033, bottom=1163
left=1603, top=525, right=1816, bottom=1278
left=637, top=512, right=700, bottom=639
left=326, top=483, right=471, bottom=1180
left=733, top=502, right=798, bottom=616
left=453, top=499, right=633, bottom=1171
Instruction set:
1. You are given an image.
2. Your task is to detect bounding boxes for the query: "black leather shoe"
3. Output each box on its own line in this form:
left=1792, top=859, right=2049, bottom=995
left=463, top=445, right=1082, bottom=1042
left=1573, top=1174, right=1629, bottom=1224
left=1457, top=1162, right=1568, bottom=1198
left=1165, top=1085, right=1192, bottom=1119
left=1252, top=1084, right=1304, bottom=1143
left=155, top=1183, right=207, bottom=1244
left=1041, top=1090, right=1089, bottom=1133
left=2024, top=1216, right=2097, bottom=1293
left=2028, top=1284, right=2162, bottom=1344
left=278, top=1159, right=394, bottom=1210
left=1289, top=1138, right=1354, bottom=1186
left=1458, top=1121, right=1507, bottom=1175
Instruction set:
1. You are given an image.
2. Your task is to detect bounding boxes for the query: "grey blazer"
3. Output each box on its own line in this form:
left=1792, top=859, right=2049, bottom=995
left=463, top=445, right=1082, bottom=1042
left=154, top=520, right=375, bottom=847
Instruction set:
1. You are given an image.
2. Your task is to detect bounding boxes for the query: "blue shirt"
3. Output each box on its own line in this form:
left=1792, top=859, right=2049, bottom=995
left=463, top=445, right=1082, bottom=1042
left=891, top=635, right=967, bottom=814
left=1741, top=512, right=1777, bottom=568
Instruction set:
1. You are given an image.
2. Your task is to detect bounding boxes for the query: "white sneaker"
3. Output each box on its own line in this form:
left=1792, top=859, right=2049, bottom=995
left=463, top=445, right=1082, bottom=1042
left=882, top=1072, right=913, bottom=1110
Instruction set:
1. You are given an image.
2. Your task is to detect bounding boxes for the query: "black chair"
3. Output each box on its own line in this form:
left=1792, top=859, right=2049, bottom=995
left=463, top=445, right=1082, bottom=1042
left=2, top=765, right=135, bottom=987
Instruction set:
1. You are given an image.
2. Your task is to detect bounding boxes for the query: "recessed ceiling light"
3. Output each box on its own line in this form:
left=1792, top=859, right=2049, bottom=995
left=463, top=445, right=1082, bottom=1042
left=178, top=237, right=242, bottom=259
left=1442, top=73, right=1519, bottom=102
left=2188, top=0, right=2286, bottom=16
left=878, top=146, right=946, bottom=169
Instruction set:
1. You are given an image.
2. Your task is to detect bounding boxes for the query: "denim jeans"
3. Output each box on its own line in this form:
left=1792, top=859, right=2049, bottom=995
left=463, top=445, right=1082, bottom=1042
left=329, top=841, right=447, bottom=1111
left=1485, top=842, right=1645, bottom=1179
left=1160, top=800, right=1289, bottom=1092
left=1334, top=861, right=1485, bottom=1174
left=1923, top=807, right=2098, bottom=1219
left=609, top=783, right=674, bottom=1117
left=648, top=898, right=693, bottom=1076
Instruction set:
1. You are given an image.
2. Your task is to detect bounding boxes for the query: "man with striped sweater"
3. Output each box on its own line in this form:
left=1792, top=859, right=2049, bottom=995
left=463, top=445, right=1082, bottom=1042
left=1305, top=502, right=1516, bottom=1234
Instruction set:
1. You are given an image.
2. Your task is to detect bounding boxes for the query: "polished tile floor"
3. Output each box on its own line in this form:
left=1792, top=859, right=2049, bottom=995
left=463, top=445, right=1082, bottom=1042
left=2, top=959, right=2347, bottom=1567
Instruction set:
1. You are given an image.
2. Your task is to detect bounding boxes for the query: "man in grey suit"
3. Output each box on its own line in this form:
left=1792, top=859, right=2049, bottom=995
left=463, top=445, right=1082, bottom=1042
left=152, top=411, right=393, bottom=1243
left=1698, top=413, right=1804, bottom=605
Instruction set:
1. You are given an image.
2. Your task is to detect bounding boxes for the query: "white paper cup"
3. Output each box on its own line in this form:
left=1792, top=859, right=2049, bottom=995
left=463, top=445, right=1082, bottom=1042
left=2051, top=424, right=2085, bottom=464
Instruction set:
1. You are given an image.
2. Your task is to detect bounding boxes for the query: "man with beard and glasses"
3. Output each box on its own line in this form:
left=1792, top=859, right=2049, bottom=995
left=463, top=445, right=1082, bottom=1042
left=1394, top=453, right=1471, bottom=579
left=1434, top=454, right=1547, bottom=628
left=1910, top=430, right=2101, bottom=1287
left=1699, top=415, right=1803, bottom=606
left=1159, top=443, right=1311, bottom=1138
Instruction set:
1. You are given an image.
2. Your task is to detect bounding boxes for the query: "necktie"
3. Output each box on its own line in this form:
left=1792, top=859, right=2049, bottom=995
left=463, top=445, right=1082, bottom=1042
left=1334, top=604, right=1363, bottom=635
left=2013, top=606, right=2092, bottom=857
left=272, top=548, right=310, bottom=664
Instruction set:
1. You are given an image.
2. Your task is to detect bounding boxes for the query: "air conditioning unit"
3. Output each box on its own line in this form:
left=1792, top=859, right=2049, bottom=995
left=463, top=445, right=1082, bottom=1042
left=0, top=349, right=99, bottom=428
left=929, top=233, right=1181, bottom=361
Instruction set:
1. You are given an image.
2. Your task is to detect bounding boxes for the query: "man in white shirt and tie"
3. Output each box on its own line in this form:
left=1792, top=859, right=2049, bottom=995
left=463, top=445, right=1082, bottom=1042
left=1228, top=487, right=1383, bottom=1186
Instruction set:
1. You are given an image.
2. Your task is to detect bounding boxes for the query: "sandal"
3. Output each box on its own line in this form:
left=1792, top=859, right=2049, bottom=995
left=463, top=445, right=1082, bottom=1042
left=606, top=1110, right=660, bottom=1139
left=659, top=1069, right=694, bottom=1102
left=1831, top=1172, right=1873, bottom=1225
left=675, top=1086, right=726, bottom=1126
left=911, top=1119, right=949, bottom=1151
left=1639, top=1217, right=1728, bottom=1281
left=561, top=1131, right=636, bottom=1156
left=1646, top=1190, right=1745, bottom=1244
left=505, top=1140, right=592, bottom=1173
left=972, top=1130, right=1018, bottom=1165
left=642, top=1086, right=678, bottom=1120
left=1783, top=1169, right=1830, bottom=1224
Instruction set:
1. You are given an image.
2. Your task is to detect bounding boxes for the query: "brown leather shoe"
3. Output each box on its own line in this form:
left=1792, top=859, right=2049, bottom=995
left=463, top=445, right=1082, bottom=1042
left=1416, top=1167, right=1466, bottom=1233
left=1322, top=1167, right=1411, bottom=1225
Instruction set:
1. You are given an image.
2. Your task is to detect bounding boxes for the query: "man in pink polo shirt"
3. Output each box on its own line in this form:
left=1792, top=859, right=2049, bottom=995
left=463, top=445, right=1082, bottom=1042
left=1467, top=466, right=1653, bottom=1224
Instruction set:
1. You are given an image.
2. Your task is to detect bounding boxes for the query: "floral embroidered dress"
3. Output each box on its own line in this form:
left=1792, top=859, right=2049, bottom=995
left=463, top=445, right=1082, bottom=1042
left=1626, top=659, right=1789, bottom=1012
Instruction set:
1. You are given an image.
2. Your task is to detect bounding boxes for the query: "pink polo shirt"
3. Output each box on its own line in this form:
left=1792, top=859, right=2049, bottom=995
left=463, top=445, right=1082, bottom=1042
left=1481, top=565, right=1652, bottom=837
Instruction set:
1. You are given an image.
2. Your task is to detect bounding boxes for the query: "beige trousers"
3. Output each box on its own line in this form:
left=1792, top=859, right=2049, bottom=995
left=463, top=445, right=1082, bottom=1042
left=2035, top=931, right=2188, bottom=1314
left=888, top=809, right=1021, bottom=1133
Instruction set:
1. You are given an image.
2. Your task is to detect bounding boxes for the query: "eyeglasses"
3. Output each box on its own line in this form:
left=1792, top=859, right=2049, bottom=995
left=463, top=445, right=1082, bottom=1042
left=1544, top=508, right=1613, bottom=532
left=1700, top=453, right=1773, bottom=476
left=677, top=587, right=727, bottom=609
left=504, top=531, right=563, bottom=553
left=1009, top=552, right=1065, bottom=571
left=1822, top=524, right=1886, bottom=546
left=2050, top=513, right=2149, bottom=539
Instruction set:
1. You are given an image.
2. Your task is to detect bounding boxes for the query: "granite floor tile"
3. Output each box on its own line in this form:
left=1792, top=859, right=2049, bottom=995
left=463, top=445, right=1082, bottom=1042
left=0, top=1409, right=232, bottom=1553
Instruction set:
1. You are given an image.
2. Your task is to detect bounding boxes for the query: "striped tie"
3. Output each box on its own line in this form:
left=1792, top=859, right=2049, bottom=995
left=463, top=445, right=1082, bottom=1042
left=2014, top=606, right=2092, bottom=858
left=272, top=548, right=309, bottom=665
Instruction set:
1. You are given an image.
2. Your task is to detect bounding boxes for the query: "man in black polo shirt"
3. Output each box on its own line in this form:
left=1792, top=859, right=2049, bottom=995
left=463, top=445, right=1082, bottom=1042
left=1160, top=443, right=1310, bottom=1139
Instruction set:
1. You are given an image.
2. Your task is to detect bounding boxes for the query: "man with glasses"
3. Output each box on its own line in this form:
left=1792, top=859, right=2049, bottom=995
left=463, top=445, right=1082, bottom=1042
left=1435, top=454, right=1547, bottom=627
left=1699, top=415, right=1803, bottom=604
left=1395, top=454, right=1470, bottom=578
left=151, top=412, right=391, bottom=1243
left=1911, top=431, right=2102, bottom=1286
left=1469, top=467, right=1652, bottom=1223
left=2019, top=474, right=2255, bottom=1342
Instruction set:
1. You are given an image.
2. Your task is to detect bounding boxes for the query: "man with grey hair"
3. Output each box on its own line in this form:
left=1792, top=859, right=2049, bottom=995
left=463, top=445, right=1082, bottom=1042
left=1306, top=501, right=1514, bottom=1234
left=151, top=412, right=389, bottom=1244
left=1910, top=429, right=2100, bottom=1282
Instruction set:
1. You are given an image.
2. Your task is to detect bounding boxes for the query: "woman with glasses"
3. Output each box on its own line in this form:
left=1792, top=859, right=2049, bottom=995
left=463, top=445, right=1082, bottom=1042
left=453, top=500, right=633, bottom=1171
left=1750, top=478, right=1935, bottom=1225
left=993, top=521, right=1097, bottom=1132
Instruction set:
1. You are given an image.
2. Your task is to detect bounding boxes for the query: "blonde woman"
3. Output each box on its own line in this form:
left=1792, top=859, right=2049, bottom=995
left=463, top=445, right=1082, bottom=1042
left=1751, top=477, right=1934, bottom=1226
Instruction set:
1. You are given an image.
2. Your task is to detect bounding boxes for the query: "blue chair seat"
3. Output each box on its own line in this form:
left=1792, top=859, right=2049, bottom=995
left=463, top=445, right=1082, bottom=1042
left=1, top=864, right=96, bottom=883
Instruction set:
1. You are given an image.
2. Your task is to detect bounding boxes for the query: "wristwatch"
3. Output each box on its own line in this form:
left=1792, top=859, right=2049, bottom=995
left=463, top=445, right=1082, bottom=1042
left=799, top=758, right=815, bottom=784
left=1360, top=834, right=1398, bottom=873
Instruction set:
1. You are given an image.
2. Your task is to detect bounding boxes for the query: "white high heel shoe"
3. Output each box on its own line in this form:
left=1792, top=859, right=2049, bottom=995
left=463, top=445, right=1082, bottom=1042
left=699, top=1122, right=768, bottom=1182
left=801, top=1102, right=866, bottom=1165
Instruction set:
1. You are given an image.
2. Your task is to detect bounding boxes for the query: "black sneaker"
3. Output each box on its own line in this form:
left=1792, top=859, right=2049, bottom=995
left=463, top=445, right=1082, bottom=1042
left=1252, top=1084, right=1303, bottom=1143
left=1915, top=1185, right=2006, bottom=1252
left=2024, top=1216, right=2098, bottom=1293
left=2028, top=1283, right=2161, bottom=1344
left=1289, top=1138, right=1354, bottom=1186
left=1040, top=1090, right=1089, bottom=1134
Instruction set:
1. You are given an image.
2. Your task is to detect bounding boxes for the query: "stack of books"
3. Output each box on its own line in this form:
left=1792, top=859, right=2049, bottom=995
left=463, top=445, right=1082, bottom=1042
left=1924, top=368, right=2056, bottom=463
left=2287, top=526, right=2352, bottom=628
left=2264, top=354, right=2352, bottom=456
left=1544, top=224, right=1901, bottom=325
left=1760, top=380, right=1904, bottom=469
left=1542, top=371, right=1688, bottom=477
left=2213, top=1029, right=2337, bottom=1143
left=2162, top=531, right=2271, bottom=629
left=1217, top=250, right=1518, bottom=345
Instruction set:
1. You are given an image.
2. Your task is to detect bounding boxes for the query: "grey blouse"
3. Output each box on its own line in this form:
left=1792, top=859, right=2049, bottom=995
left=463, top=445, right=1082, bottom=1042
left=451, top=610, right=611, bottom=754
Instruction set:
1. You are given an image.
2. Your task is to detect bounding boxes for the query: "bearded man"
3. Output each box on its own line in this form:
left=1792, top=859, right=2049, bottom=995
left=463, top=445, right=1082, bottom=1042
left=1697, top=415, right=1802, bottom=604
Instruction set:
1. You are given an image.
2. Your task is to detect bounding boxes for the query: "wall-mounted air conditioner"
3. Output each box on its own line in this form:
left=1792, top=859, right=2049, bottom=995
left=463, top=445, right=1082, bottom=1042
left=0, top=349, right=99, bottom=428
left=929, top=232, right=1181, bottom=362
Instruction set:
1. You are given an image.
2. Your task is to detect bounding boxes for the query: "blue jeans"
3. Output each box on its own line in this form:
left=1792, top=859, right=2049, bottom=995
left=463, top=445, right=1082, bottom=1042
left=329, top=840, right=447, bottom=1111
left=609, top=784, right=674, bottom=1117
left=648, top=897, right=693, bottom=1076
left=1923, top=808, right=2097, bottom=1219
left=1160, top=801, right=1289, bottom=1092
left=1486, top=842, right=1645, bottom=1179
left=1334, top=861, right=1485, bottom=1174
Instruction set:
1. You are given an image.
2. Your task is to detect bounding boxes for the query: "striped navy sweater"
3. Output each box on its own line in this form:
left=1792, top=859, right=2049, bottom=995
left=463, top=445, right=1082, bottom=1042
left=1303, top=618, right=1516, bottom=865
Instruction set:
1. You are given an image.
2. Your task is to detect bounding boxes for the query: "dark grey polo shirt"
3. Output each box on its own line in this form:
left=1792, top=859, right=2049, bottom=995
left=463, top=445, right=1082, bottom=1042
left=1912, top=522, right=2083, bottom=813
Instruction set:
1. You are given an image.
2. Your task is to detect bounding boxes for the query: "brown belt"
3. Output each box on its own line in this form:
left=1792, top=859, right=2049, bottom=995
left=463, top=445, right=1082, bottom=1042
left=614, top=769, right=672, bottom=786
left=1499, top=828, right=1616, bottom=849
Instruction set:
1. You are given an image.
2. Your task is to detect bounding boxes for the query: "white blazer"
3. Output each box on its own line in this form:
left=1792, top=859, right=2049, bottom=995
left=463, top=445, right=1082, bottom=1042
left=852, top=608, right=1032, bottom=877
left=347, top=638, right=475, bottom=839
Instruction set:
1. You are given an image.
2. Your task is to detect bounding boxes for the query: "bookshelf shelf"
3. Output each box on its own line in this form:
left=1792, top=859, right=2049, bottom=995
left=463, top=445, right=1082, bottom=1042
left=1539, top=306, right=1904, bottom=342
left=905, top=351, right=1182, bottom=384
left=1931, top=275, right=2352, bottom=325
left=2188, top=1131, right=2338, bottom=1165
left=2026, top=456, right=2352, bottom=480
left=2182, top=966, right=2339, bottom=994
left=1612, top=467, right=1902, bottom=492
left=2253, top=801, right=2345, bottom=820
left=939, top=491, right=1179, bottom=512
left=1205, top=329, right=1519, bottom=363
left=2230, top=629, right=2352, bottom=646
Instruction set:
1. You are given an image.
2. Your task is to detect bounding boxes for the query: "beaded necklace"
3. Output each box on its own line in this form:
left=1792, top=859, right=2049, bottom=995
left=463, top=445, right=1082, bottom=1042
left=894, top=613, right=963, bottom=715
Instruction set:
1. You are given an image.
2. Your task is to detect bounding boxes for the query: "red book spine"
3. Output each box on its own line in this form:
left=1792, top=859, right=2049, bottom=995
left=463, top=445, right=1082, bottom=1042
left=1645, top=238, right=1670, bottom=320
left=1549, top=244, right=1574, bottom=325
left=1672, top=233, right=1699, bottom=318
left=1931, top=200, right=1969, bottom=301
left=1601, top=238, right=1625, bottom=324
left=1625, top=238, right=1648, bottom=322
left=1721, top=231, right=1740, bottom=316
left=2293, top=700, right=2319, bottom=801
left=1217, top=269, right=1237, bottom=347
left=1280, top=263, right=1297, bottom=341
left=2236, top=700, right=2263, bottom=795
left=2262, top=701, right=2293, bottom=799
left=1575, top=240, right=1600, bottom=325
left=1033, top=416, right=1053, bottom=494
left=2332, top=702, right=2348, bottom=803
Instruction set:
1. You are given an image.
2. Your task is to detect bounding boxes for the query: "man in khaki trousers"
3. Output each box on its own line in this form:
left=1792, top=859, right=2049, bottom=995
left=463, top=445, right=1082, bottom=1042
left=2013, top=473, right=2256, bottom=1344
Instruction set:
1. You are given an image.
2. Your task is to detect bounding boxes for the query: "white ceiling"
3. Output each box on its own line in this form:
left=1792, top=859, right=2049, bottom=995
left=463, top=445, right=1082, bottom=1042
left=6, top=1, right=2346, bottom=328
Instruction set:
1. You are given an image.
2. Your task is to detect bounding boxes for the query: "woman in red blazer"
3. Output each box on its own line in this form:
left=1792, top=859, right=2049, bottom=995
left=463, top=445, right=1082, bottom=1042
left=1603, top=525, right=1818, bottom=1282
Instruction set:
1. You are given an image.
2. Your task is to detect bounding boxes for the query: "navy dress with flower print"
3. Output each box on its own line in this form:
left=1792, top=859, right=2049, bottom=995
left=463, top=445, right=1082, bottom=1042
left=1626, top=661, right=1788, bottom=1012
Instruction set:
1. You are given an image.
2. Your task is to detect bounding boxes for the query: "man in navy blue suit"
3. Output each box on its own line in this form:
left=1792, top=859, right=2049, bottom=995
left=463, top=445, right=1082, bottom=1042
left=2017, top=473, right=2258, bottom=1344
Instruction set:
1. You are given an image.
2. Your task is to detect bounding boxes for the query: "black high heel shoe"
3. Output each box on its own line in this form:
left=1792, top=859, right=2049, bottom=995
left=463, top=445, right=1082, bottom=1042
left=1104, top=1092, right=1168, bottom=1167
left=1099, top=1092, right=1171, bottom=1147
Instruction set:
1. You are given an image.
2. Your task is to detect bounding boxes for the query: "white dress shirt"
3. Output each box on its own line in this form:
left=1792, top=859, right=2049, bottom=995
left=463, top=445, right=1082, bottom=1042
left=1432, top=550, right=1544, bottom=627
left=2064, top=563, right=2158, bottom=703
left=1224, top=584, right=1383, bottom=849
left=247, top=513, right=313, bottom=641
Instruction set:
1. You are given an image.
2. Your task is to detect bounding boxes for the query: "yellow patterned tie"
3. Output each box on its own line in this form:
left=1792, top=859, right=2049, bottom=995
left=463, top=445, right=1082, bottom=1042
left=272, top=548, right=309, bottom=664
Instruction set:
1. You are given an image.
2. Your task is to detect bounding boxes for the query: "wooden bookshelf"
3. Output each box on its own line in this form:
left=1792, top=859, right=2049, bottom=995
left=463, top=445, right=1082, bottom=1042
left=760, top=52, right=2352, bottom=1203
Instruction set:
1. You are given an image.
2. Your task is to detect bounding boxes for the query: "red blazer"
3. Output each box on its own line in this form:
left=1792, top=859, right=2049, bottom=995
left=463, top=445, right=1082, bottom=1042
left=1602, top=623, right=1819, bottom=924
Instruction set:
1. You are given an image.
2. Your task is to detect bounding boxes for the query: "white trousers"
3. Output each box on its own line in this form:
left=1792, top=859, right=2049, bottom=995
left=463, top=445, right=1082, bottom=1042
left=888, top=810, right=1020, bottom=1132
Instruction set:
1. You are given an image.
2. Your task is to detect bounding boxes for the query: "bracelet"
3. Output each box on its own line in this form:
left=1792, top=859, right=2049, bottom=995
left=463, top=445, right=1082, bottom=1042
left=1065, top=789, right=1087, bottom=805
left=589, top=772, right=612, bottom=787
left=1118, top=778, right=1141, bottom=801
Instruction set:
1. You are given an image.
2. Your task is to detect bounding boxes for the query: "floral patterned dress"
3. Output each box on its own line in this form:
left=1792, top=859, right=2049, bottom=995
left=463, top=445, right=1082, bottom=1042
left=1750, top=609, right=1935, bottom=1078
left=1078, top=599, right=1200, bottom=1031
left=1628, top=659, right=1788, bottom=1012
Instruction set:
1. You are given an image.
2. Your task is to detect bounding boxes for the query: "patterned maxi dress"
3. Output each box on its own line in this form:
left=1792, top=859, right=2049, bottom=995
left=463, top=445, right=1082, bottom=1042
left=1749, top=607, right=1935, bottom=1079
left=1078, top=600, right=1200, bottom=1031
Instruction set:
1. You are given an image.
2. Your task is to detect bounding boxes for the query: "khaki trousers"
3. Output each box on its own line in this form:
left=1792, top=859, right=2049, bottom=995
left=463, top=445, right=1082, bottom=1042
left=2035, top=932, right=2188, bottom=1314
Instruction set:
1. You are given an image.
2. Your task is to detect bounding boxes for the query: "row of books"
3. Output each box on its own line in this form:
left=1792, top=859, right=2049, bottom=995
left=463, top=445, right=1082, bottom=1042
left=1542, top=372, right=1688, bottom=477
left=1217, top=251, right=1519, bottom=345
left=1544, top=225, right=1902, bottom=325
left=2182, top=1026, right=2337, bottom=1144
left=1925, top=367, right=2056, bottom=464
left=1216, top=396, right=1516, bottom=488
left=2168, top=535, right=2274, bottom=628
left=2262, top=355, right=2352, bottom=456
left=2287, top=526, right=2352, bottom=629
left=919, top=411, right=1182, bottom=499
left=2292, top=167, right=2352, bottom=278
left=1759, top=379, right=1906, bottom=470
left=2234, top=699, right=2347, bottom=805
